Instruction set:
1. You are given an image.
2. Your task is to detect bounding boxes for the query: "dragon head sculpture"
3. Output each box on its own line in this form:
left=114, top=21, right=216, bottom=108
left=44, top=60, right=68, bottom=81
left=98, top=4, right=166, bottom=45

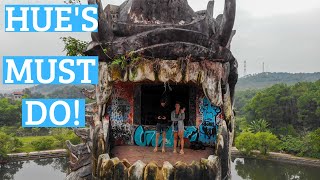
left=66, top=0, right=238, bottom=179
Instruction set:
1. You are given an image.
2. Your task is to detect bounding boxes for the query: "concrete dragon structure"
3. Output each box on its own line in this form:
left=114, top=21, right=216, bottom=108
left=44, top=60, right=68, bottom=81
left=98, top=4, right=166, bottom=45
left=66, top=0, right=238, bottom=179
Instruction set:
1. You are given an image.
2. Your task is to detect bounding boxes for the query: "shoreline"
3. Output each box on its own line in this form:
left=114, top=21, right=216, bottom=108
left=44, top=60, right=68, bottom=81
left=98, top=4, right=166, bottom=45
left=3, top=148, right=320, bottom=168
left=4, top=149, right=68, bottom=162
left=231, top=147, right=320, bottom=167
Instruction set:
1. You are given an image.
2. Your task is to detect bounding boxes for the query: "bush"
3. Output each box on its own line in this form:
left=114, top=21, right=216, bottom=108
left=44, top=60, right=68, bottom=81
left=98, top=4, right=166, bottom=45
left=235, top=132, right=256, bottom=155
left=301, top=128, right=320, bottom=158
left=255, top=132, right=280, bottom=155
left=279, top=135, right=303, bottom=154
left=277, top=125, right=299, bottom=137
left=235, top=131, right=280, bottom=155
left=31, top=137, right=55, bottom=151
left=248, top=119, right=269, bottom=133
left=51, top=129, right=81, bottom=148
left=0, top=131, right=23, bottom=157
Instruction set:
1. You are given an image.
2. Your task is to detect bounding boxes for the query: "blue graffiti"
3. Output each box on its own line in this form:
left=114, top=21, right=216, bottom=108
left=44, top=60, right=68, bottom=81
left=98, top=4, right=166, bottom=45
left=199, top=97, right=221, bottom=144
left=134, top=126, right=198, bottom=147
left=133, top=97, right=221, bottom=147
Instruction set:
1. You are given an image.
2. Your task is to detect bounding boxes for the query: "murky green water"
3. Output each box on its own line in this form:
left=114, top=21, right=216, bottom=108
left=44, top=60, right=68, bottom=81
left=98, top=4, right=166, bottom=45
left=1, top=157, right=319, bottom=180
left=231, top=158, right=320, bottom=180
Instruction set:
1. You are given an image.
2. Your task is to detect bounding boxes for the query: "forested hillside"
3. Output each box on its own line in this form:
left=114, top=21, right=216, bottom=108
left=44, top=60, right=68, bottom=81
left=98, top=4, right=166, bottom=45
left=237, top=72, right=320, bottom=91
left=235, top=81, right=320, bottom=134
left=30, top=84, right=93, bottom=95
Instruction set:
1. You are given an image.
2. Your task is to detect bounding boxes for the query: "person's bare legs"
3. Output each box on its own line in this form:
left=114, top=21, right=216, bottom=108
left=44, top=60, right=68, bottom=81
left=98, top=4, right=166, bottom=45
left=179, top=131, right=184, bottom=154
left=162, top=131, right=166, bottom=152
left=173, top=132, right=178, bottom=153
left=154, top=132, right=160, bottom=152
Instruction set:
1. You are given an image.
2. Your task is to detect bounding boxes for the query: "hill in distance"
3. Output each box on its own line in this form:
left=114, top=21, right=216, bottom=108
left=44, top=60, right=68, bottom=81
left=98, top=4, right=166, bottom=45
left=3, top=72, right=319, bottom=94
left=30, top=84, right=94, bottom=95
left=236, top=72, right=320, bottom=91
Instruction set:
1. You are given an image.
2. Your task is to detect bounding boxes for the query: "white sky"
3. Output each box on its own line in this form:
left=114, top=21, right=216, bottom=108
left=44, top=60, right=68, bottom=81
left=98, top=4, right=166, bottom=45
left=0, top=0, right=320, bottom=91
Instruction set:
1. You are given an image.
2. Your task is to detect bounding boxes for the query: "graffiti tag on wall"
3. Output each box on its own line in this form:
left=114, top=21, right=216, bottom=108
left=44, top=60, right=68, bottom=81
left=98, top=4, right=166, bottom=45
left=133, top=97, right=221, bottom=147
left=134, top=125, right=198, bottom=147
left=109, top=88, right=131, bottom=122
left=198, top=97, right=221, bottom=144
left=108, top=87, right=132, bottom=144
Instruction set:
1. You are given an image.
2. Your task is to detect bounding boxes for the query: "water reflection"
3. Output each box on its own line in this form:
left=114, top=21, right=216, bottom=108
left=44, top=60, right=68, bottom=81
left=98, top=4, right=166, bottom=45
left=0, top=158, right=67, bottom=180
left=0, top=161, right=24, bottom=180
left=1, top=157, right=320, bottom=180
left=232, top=158, right=320, bottom=180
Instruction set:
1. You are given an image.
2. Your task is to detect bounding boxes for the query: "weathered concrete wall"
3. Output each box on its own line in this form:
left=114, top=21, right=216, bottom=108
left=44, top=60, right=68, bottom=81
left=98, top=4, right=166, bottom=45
left=107, top=82, right=135, bottom=145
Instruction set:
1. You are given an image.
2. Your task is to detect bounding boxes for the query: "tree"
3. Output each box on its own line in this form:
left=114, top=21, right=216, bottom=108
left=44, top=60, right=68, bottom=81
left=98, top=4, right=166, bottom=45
left=235, top=132, right=256, bottom=155
left=243, top=81, right=320, bottom=134
left=248, top=119, right=269, bottom=133
left=0, top=98, right=21, bottom=126
left=279, top=135, right=303, bottom=154
left=61, top=37, right=88, bottom=56
left=255, top=132, right=280, bottom=155
left=0, top=131, right=23, bottom=158
left=301, top=128, right=320, bottom=158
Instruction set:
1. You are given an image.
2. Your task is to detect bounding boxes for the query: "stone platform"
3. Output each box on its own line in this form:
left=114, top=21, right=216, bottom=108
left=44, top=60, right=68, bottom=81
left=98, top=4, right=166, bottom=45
left=111, top=145, right=214, bottom=166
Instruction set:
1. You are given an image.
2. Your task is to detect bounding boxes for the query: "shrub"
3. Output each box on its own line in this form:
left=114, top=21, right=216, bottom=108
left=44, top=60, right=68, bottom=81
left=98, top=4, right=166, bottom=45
left=248, top=119, right=269, bottom=133
left=236, top=131, right=280, bottom=155
left=235, top=132, right=256, bottom=155
left=31, top=137, right=55, bottom=151
left=255, top=132, right=280, bottom=155
left=277, top=125, right=299, bottom=137
left=51, top=129, right=81, bottom=148
left=301, top=128, right=320, bottom=158
left=0, top=131, right=23, bottom=157
left=279, top=135, right=303, bottom=154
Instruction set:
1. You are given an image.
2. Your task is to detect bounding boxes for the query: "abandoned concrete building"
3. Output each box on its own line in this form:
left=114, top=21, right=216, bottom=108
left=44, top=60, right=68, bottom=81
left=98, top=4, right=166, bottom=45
left=66, top=0, right=238, bottom=179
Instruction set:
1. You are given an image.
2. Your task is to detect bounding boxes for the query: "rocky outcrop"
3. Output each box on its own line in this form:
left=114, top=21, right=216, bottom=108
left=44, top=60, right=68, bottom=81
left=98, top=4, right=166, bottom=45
left=92, top=154, right=221, bottom=180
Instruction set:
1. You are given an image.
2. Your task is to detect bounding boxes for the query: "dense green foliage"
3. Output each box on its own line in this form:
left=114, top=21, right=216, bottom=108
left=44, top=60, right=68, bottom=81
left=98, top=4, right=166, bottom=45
left=0, top=131, right=23, bottom=158
left=0, top=128, right=81, bottom=153
left=51, top=129, right=81, bottom=148
left=235, top=131, right=280, bottom=155
left=238, top=81, right=320, bottom=134
left=234, top=90, right=258, bottom=116
left=255, top=132, right=280, bottom=155
left=47, top=85, right=86, bottom=99
left=248, top=119, right=269, bottom=133
left=235, top=132, right=256, bottom=155
left=235, top=80, right=320, bottom=158
left=279, top=135, right=304, bottom=154
left=0, top=98, right=21, bottom=126
left=237, top=72, right=320, bottom=91
left=61, top=36, right=88, bottom=56
left=31, top=137, right=55, bottom=151
left=302, top=128, right=320, bottom=158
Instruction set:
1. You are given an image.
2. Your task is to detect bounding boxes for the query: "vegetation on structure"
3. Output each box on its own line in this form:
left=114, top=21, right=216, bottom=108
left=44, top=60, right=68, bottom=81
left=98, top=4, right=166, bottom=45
left=61, top=36, right=88, bottom=56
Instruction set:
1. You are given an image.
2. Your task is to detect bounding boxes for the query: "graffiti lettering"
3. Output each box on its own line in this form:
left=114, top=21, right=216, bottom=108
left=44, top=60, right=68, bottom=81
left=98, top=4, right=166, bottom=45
left=134, top=126, right=198, bottom=147
left=198, top=97, right=221, bottom=144
left=133, top=97, right=221, bottom=147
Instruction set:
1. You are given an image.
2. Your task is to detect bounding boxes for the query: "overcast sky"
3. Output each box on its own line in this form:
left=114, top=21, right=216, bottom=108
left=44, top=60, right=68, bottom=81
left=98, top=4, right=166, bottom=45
left=1, top=0, right=320, bottom=91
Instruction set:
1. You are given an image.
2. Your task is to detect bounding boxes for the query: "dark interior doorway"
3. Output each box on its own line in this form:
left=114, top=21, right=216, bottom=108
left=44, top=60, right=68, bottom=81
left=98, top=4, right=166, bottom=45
left=141, top=84, right=190, bottom=125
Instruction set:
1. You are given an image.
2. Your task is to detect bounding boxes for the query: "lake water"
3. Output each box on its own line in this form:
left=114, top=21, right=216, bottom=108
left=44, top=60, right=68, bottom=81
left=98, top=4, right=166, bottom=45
left=1, top=157, right=319, bottom=180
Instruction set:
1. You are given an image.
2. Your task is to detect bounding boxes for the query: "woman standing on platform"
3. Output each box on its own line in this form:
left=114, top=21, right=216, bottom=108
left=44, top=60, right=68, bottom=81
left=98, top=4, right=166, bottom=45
left=171, top=102, right=185, bottom=154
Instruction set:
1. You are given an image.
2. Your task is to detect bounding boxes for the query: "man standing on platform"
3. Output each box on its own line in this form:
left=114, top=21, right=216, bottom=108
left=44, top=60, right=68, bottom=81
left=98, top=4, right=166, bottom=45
left=154, top=98, right=169, bottom=153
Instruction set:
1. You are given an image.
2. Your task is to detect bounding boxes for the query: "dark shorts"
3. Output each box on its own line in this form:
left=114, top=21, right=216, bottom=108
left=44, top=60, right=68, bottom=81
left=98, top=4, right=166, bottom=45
left=173, top=122, right=179, bottom=132
left=156, top=123, right=168, bottom=133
